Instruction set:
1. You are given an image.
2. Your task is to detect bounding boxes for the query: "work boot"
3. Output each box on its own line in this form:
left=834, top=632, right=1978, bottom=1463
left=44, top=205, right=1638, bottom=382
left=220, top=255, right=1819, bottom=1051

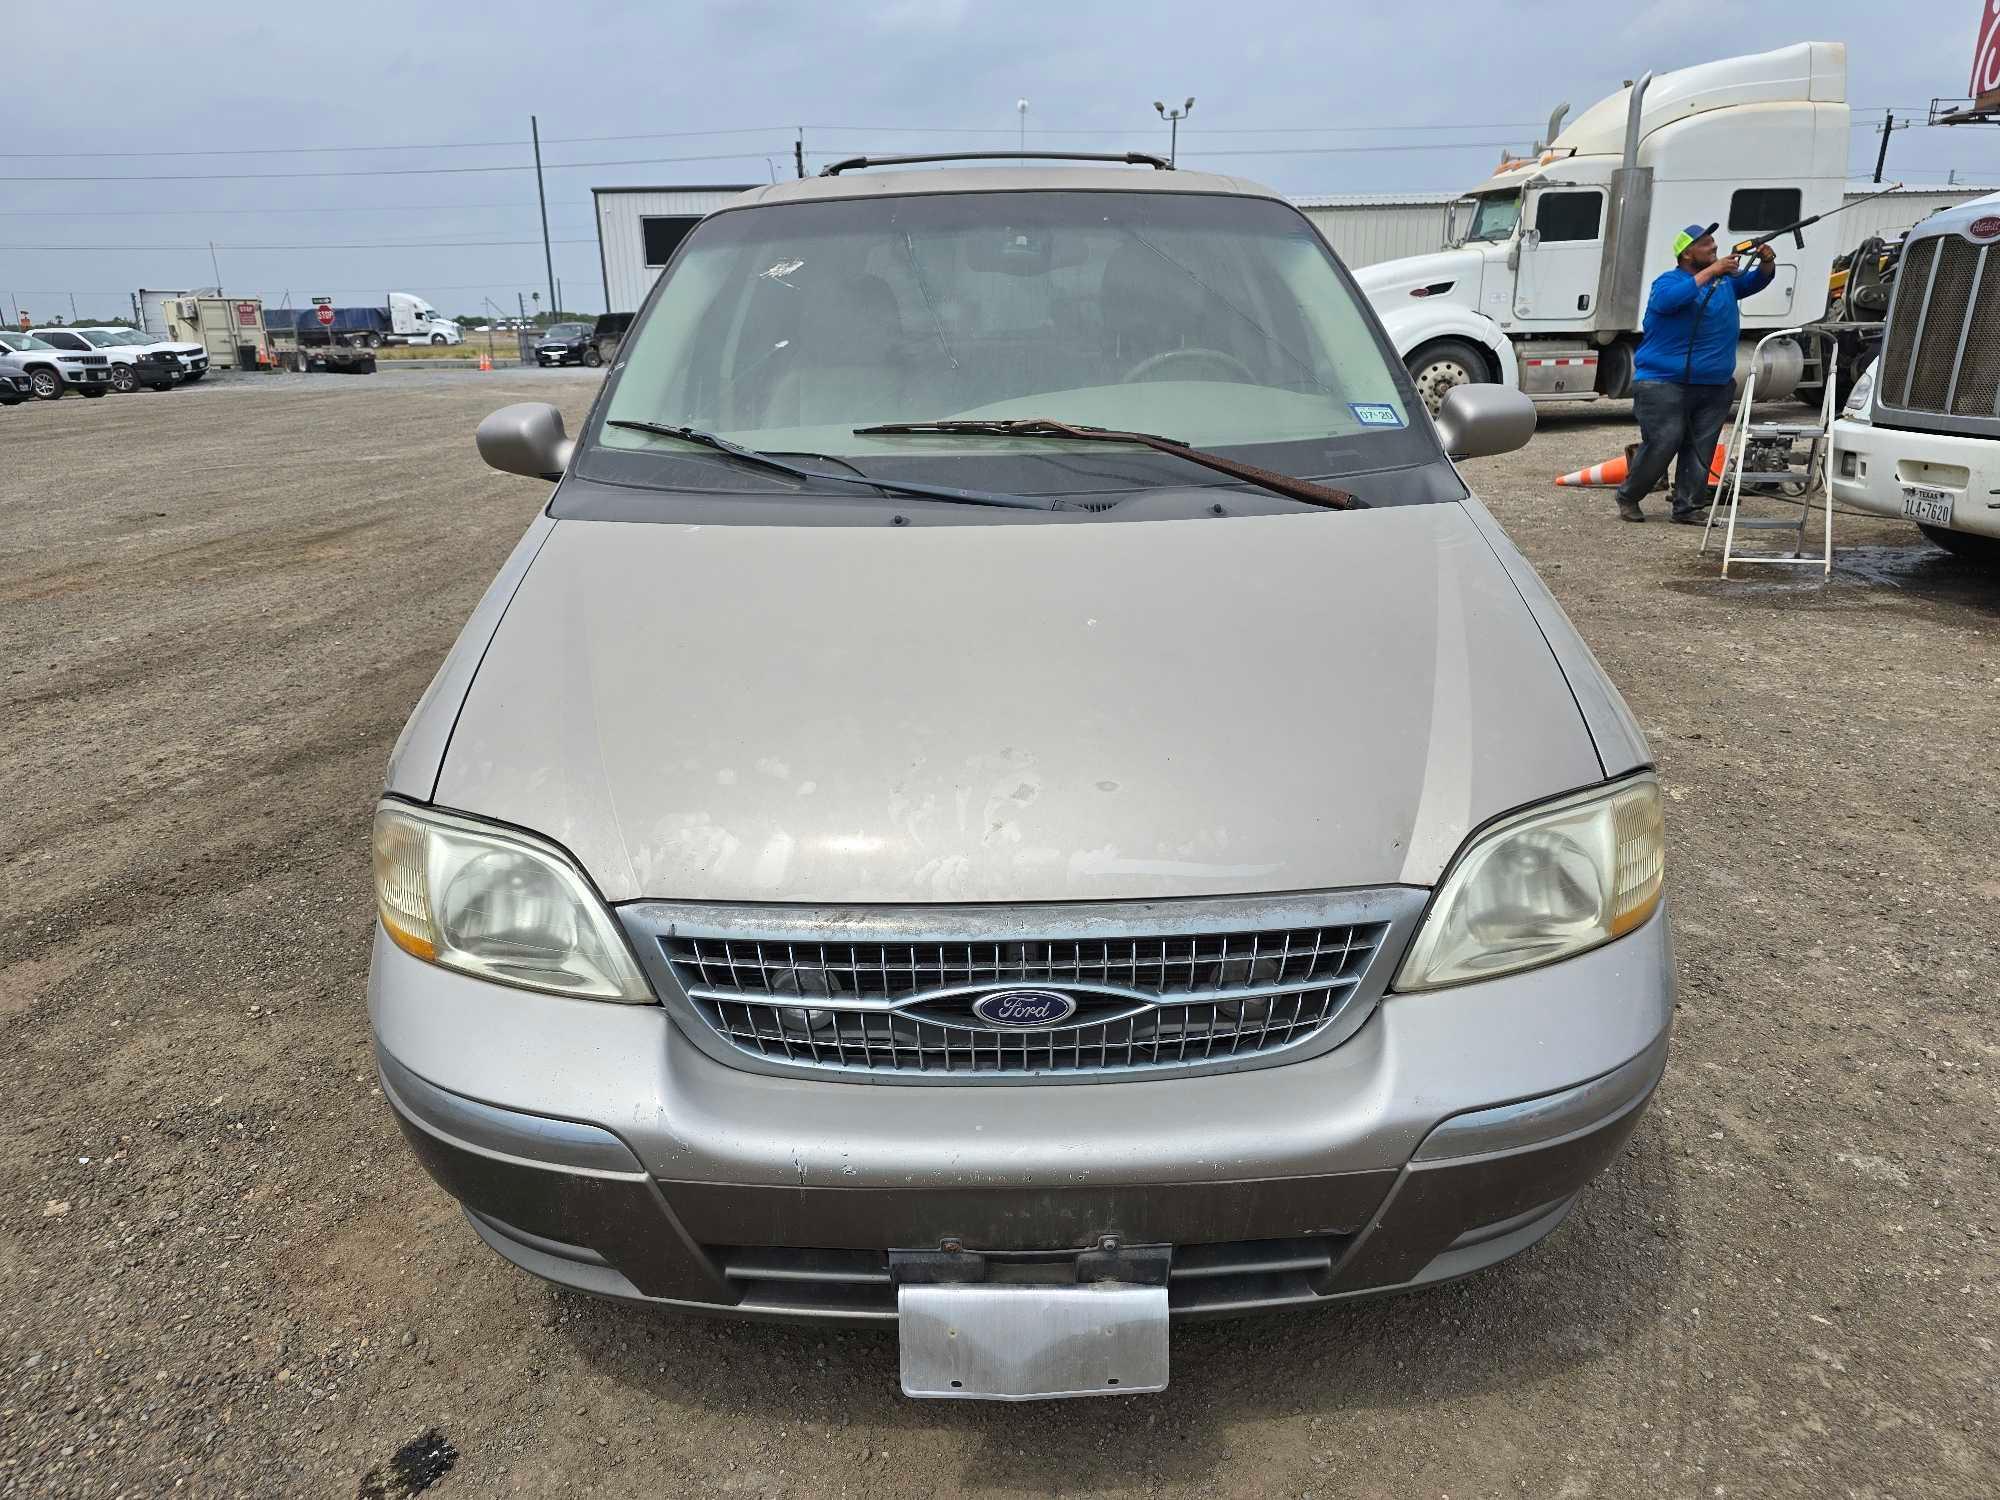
left=1616, top=498, right=1645, bottom=523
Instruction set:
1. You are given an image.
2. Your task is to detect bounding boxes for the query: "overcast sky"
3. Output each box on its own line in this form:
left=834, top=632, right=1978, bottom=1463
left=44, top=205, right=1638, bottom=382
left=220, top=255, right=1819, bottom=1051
left=6, top=1, right=1997, bottom=323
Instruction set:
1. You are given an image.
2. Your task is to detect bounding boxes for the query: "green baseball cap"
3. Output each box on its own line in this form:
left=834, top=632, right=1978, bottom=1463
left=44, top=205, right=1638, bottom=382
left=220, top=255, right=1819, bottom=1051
left=1673, top=222, right=1720, bottom=257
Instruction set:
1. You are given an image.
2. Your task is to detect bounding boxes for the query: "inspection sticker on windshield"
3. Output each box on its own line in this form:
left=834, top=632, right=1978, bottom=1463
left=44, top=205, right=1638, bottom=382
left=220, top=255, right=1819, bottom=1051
left=1349, top=403, right=1404, bottom=427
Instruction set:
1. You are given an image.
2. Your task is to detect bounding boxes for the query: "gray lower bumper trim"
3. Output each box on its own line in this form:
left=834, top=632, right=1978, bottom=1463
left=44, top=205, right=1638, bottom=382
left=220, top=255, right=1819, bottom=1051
left=1412, top=1032, right=1669, bottom=1162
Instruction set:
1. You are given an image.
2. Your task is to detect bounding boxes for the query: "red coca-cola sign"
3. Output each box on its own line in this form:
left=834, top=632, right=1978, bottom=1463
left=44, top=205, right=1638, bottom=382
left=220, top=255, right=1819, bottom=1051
left=1970, top=215, right=2000, bottom=242
left=1976, top=0, right=2000, bottom=109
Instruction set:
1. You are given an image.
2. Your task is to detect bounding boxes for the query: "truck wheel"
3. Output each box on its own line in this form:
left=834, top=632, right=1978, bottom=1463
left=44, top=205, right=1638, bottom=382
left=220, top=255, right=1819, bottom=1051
left=358, top=333, right=381, bottom=349
left=110, top=364, right=138, bottom=393
left=430, top=333, right=446, bottom=345
left=583, top=344, right=602, bottom=368
left=29, top=368, right=63, bottom=400
left=1406, top=338, right=1492, bottom=417
left=1919, top=524, right=2000, bottom=566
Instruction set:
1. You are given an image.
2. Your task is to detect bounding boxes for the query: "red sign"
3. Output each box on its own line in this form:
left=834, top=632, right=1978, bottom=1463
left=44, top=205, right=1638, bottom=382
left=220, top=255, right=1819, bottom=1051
left=316, top=304, right=336, bottom=327
left=1970, top=215, right=2000, bottom=241
left=1976, top=0, right=2000, bottom=109
left=237, top=301, right=258, bottom=327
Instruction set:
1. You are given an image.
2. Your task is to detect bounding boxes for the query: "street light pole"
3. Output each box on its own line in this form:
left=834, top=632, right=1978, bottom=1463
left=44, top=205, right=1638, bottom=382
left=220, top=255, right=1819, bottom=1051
left=1017, top=98, right=1028, bottom=152
left=1153, top=96, right=1195, bottom=166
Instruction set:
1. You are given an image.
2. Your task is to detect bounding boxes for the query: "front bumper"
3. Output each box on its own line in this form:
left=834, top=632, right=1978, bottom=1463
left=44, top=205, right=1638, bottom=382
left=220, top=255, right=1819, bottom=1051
left=1831, top=416, right=2000, bottom=540
left=371, top=905, right=1673, bottom=1322
left=535, top=347, right=581, bottom=365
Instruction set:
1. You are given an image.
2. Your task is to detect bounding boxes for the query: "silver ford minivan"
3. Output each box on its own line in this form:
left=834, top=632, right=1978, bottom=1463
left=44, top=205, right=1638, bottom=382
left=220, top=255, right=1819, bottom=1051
left=371, top=157, right=1671, bottom=1401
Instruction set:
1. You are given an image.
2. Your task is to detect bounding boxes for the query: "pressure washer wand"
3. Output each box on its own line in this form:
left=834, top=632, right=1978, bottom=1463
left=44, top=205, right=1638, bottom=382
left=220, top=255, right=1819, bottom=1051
left=1731, top=181, right=1906, bottom=257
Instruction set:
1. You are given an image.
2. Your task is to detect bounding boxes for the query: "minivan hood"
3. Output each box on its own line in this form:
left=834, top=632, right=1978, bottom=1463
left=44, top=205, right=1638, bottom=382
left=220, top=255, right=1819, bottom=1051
left=435, top=503, right=1602, bottom=905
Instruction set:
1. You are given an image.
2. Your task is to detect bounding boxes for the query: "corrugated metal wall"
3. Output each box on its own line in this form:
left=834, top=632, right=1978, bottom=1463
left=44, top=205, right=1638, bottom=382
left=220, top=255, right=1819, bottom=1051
left=594, top=187, right=755, bottom=313
left=1296, top=197, right=1453, bottom=268
left=1833, top=188, right=1997, bottom=247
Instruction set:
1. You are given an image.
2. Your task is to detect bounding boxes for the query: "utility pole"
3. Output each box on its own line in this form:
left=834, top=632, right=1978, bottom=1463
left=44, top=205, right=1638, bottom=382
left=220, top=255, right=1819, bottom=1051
left=1153, top=96, right=1195, bottom=167
left=209, top=241, right=223, bottom=292
left=1872, top=108, right=1907, bottom=183
left=532, top=116, right=557, bottom=323
left=517, top=291, right=526, bottom=323
left=1017, top=98, right=1028, bottom=151
left=794, top=129, right=805, bottom=179
left=555, top=277, right=563, bottom=316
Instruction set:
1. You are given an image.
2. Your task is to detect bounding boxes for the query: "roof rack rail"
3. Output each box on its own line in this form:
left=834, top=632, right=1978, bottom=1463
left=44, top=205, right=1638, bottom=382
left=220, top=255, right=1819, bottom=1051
left=819, top=150, right=1172, bottom=177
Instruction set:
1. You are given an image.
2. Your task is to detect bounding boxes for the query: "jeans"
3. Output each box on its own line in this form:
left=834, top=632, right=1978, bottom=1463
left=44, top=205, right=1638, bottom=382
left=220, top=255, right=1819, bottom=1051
left=1617, top=380, right=1734, bottom=515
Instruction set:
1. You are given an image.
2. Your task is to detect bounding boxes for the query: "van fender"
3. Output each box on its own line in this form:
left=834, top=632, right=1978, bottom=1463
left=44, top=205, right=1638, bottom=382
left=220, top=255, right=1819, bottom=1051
left=1373, top=304, right=1519, bottom=389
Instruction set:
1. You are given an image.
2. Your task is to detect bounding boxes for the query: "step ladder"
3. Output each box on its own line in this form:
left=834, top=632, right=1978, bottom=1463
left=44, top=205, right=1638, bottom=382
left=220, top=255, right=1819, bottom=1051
left=1700, top=327, right=1838, bottom=577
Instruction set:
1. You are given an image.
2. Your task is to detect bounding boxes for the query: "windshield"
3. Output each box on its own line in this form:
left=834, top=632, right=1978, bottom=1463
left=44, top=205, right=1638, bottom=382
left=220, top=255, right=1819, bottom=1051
left=544, top=323, right=586, bottom=339
left=0, top=332, right=55, bottom=352
left=105, top=330, right=154, bottom=345
left=591, top=190, right=1429, bottom=495
left=1463, top=191, right=1523, bottom=244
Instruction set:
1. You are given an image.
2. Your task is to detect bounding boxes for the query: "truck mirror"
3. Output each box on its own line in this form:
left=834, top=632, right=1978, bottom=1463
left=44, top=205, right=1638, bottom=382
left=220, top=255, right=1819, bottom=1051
left=1434, top=383, right=1537, bottom=459
left=1522, top=228, right=1542, bottom=250
left=477, top=402, right=574, bottom=481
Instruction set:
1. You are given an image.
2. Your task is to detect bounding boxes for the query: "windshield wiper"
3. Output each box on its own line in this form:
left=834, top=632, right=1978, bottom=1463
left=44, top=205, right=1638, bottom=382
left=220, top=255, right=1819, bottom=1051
left=853, top=418, right=1364, bottom=510
left=603, top=420, right=1056, bottom=511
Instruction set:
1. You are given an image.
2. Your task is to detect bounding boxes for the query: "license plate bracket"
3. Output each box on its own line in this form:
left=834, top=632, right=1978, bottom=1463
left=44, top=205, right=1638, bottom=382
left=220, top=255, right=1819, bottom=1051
left=898, top=1282, right=1169, bottom=1400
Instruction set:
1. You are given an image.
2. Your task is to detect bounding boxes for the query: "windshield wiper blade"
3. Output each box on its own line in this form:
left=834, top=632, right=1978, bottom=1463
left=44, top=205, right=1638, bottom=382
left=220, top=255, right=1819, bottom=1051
left=854, top=418, right=1364, bottom=510
left=602, top=420, right=1055, bottom=511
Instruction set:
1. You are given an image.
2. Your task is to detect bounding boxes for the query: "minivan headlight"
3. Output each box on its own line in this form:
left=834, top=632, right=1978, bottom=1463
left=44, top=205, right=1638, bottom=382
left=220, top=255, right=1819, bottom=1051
left=1395, top=777, right=1664, bottom=992
left=372, top=802, right=652, bottom=1002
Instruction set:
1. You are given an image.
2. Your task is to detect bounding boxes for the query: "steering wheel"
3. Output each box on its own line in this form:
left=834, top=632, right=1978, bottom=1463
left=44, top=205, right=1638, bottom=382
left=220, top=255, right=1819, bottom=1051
left=1120, top=347, right=1257, bottom=385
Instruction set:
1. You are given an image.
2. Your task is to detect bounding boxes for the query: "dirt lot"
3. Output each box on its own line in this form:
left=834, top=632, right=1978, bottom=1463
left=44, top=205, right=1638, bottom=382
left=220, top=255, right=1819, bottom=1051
left=2, top=370, right=1995, bottom=1499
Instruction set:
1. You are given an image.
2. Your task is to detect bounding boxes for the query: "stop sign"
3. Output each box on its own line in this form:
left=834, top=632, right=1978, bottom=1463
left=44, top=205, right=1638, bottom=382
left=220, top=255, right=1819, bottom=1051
left=316, top=305, right=336, bottom=327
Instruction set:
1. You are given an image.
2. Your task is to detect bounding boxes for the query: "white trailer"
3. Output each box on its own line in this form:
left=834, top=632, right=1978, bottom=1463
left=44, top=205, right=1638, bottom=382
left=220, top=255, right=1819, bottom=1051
left=1357, top=42, right=1850, bottom=411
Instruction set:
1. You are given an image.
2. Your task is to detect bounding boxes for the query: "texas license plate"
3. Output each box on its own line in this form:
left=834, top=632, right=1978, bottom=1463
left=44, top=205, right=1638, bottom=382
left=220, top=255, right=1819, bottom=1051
left=1901, top=485, right=1954, bottom=526
left=898, top=1283, right=1169, bottom=1400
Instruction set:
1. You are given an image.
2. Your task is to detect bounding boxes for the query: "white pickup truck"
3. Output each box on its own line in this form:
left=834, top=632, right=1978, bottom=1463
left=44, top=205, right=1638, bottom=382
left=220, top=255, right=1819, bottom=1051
left=1830, top=192, right=2000, bottom=566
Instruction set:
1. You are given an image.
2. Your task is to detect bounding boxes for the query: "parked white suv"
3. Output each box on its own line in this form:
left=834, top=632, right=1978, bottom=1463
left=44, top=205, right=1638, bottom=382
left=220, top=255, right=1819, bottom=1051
left=0, top=330, right=114, bottom=399
left=29, top=327, right=181, bottom=393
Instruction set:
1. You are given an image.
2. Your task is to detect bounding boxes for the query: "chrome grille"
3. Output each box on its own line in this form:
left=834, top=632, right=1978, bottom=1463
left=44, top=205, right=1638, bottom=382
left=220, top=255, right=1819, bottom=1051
left=646, top=905, right=1402, bottom=1081
left=1879, top=232, right=2000, bottom=424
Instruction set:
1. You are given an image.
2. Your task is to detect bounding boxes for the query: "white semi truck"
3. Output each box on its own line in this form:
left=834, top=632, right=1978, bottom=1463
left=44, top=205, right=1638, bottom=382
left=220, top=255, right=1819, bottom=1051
left=1830, top=192, right=2000, bottom=566
left=1358, top=42, right=1850, bottom=412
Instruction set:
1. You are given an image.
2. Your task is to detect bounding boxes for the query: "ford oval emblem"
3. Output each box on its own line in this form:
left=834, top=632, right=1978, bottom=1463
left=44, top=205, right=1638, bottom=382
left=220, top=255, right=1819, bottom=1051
left=972, top=989, right=1077, bottom=1028
left=1970, top=215, right=2000, bottom=242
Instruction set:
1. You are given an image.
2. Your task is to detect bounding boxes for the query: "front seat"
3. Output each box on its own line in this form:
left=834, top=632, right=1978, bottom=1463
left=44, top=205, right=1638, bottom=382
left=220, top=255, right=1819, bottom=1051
left=764, top=273, right=912, bottom=429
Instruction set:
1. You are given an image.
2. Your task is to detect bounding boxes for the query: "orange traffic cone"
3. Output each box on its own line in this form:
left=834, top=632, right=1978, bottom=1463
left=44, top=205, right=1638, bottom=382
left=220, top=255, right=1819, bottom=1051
left=478, top=351, right=493, bottom=372
left=1555, top=453, right=1629, bottom=487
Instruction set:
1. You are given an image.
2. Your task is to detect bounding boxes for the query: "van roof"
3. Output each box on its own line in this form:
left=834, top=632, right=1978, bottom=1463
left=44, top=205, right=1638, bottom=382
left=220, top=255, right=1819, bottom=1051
left=722, top=164, right=1286, bottom=211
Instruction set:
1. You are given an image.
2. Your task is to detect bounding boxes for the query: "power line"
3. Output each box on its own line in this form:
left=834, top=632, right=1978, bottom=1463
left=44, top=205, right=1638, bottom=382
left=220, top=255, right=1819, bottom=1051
left=0, top=118, right=1558, bottom=162
left=0, top=149, right=790, bottom=184
left=0, top=125, right=798, bottom=160
left=0, top=237, right=600, bottom=251
left=0, top=202, right=595, bottom=218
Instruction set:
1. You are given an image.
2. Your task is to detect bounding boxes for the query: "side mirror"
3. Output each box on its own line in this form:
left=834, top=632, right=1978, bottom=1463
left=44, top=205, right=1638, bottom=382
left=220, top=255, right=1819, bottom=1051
left=1435, top=383, right=1537, bottom=459
left=477, top=402, right=574, bottom=480
left=1521, top=227, right=1542, bottom=250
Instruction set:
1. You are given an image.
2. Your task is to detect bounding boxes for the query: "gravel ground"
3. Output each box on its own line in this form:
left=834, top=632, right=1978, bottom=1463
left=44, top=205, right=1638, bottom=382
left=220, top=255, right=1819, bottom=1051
left=1, top=370, right=1995, bottom=1499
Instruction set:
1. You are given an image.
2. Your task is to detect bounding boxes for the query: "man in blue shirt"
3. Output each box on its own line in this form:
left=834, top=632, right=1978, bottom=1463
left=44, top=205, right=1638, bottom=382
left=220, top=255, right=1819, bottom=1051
left=1615, top=224, right=1776, bottom=523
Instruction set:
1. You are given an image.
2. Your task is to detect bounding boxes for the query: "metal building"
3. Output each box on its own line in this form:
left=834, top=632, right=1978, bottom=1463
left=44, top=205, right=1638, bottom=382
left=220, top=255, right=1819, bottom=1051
left=593, top=185, right=756, bottom=314
left=1296, top=183, right=1997, bottom=272
left=1295, top=193, right=1458, bottom=269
